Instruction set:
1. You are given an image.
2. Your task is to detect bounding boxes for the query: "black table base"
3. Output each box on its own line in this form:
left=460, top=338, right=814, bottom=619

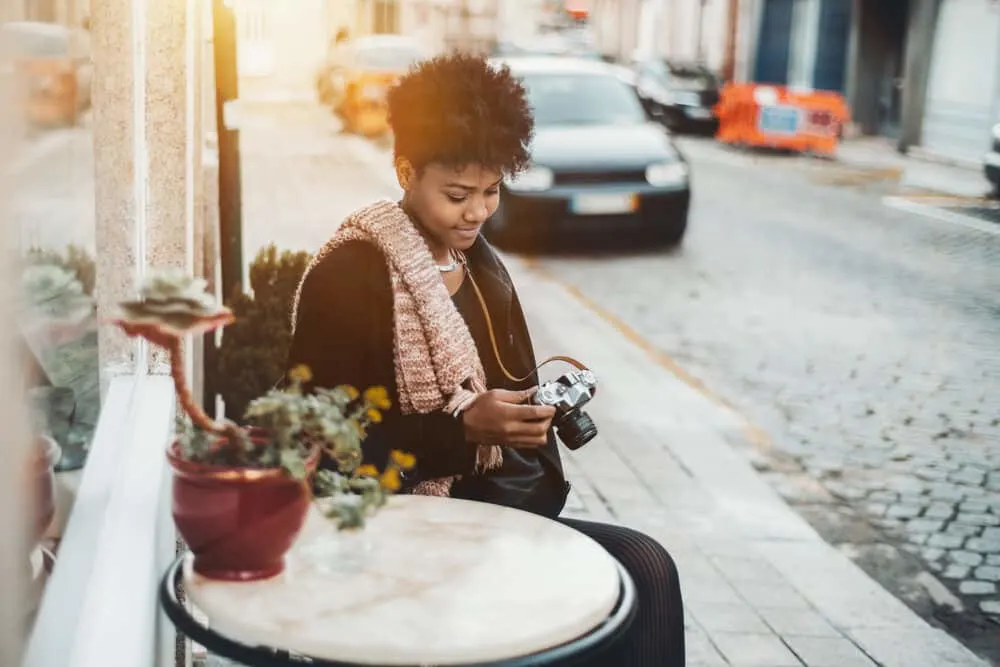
left=160, top=555, right=637, bottom=667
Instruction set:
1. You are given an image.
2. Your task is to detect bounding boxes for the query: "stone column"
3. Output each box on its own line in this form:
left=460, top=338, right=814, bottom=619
left=91, top=0, right=204, bottom=381
left=898, top=0, right=942, bottom=153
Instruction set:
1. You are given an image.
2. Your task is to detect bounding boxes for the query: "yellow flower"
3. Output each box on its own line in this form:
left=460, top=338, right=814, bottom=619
left=366, top=407, right=383, bottom=424
left=390, top=450, right=416, bottom=470
left=341, top=385, right=360, bottom=400
left=355, top=464, right=379, bottom=478
left=289, top=364, right=312, bottom=383
left=380, top=467, right=402, bottom=492
left=363, top=386, right=392, bottom=410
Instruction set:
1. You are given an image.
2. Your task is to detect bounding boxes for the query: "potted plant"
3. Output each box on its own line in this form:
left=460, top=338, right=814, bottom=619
left=18, top=262, right=96, bottom=556
left=22, top=246, right=99, bottom=473
left=114, top=268, right=413, bottom=581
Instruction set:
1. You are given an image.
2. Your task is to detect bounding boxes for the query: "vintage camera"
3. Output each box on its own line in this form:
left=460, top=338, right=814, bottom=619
left=532, top=369, right=598, bottom=450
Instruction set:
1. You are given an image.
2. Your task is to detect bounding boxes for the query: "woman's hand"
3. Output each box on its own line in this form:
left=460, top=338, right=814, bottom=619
left=461, top=388, right=556, bottom=447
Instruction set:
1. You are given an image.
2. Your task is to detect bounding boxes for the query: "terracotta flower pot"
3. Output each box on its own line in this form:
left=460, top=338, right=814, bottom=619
left=167, top=432, right=320, bottom=581
left=29, top=436, right=61, bottom=551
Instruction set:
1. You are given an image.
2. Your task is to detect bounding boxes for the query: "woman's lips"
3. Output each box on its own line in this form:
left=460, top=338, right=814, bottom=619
left=455, top=227, right=480, bottom=239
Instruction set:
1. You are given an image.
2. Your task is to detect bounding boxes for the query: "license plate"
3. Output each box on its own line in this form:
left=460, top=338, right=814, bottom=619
left=571, top=193, right=637, bottom=215
left=758, top=105, right=801, bottom=135
left=685, top=107, right=712, bottom=119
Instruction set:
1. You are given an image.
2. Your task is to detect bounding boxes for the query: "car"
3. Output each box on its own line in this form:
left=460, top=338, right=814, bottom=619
left=629, top=58, right=721, bottom=135
left=0, top=21, right=92, bottom=127
left=984, top=122, right=1000, bottom=198
left=485, top=56, right=691, bottom=249
left=317, top=34, right=425, bottom=136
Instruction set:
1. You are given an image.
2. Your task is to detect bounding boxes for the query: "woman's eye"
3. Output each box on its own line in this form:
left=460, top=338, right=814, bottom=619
left=486, top=189, right=500, bottom=197
left=446, top=194, right=466, bottom=203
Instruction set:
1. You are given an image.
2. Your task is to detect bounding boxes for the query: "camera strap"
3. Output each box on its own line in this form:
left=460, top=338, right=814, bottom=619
left=462, top=259, right=592, bottom=387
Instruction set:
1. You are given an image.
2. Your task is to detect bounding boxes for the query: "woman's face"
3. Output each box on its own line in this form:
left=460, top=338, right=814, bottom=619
left=403, top=161, right=503, bottom=252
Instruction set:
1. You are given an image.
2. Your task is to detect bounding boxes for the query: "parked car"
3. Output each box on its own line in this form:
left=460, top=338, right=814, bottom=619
left=485, top=56, right=691, bottom=249
left=984, top=121, right=1000, bottom=198
left=317, top=34, right=424, bottom=136
left=0, top=21, right=92, bottom=127
left=630, top=59, right=720, bottom=135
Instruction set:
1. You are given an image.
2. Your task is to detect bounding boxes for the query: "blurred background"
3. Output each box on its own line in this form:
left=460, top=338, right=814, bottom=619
left=2, top=0, right=999, bottom=665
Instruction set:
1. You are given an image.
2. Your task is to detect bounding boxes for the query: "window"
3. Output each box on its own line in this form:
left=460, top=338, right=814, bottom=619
left=8, top=22, right=100, bottom=475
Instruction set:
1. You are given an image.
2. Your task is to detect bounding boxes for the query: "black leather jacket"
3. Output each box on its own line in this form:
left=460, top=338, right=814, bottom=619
left=287, top=234, right=570, bottom=518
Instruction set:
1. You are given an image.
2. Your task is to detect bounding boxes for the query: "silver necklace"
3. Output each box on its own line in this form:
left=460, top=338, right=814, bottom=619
left=437, top=249, right=462, bottom=273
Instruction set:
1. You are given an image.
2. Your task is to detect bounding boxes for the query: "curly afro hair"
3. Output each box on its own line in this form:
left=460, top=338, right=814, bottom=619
left=387, top=52, right=534, bottom=176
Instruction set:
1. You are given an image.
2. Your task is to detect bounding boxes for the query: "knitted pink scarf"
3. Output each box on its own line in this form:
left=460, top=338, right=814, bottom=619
left=291, top=200, right=503, bottom=496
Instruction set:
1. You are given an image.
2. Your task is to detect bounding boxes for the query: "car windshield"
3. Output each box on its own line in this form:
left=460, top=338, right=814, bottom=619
left=667, top=64, right=717, bottom=90
left=353, top=44, right=421, bottom=71
left=521, top=72, right=646, bottom=127
left=642, top=61, right=716, bottom=90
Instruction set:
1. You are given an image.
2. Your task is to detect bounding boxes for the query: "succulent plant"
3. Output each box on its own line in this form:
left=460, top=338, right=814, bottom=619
left=21, top=264, right=94, bottom=323
left=117, top=268, right=234, bottom=347
left=20, top=264, right=96, bottom=349
left=119, top=268, right=412, bottom=531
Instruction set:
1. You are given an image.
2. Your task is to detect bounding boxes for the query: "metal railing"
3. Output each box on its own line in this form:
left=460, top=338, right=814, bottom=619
left=22, top=374, right=183, bottom=667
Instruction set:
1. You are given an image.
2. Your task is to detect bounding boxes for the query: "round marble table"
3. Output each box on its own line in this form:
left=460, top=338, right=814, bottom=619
left=161, top=495, right=636, bottom=666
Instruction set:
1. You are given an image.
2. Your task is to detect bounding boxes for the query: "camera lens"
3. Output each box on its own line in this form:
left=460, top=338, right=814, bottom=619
left=557, top=410, right=598, bottom=451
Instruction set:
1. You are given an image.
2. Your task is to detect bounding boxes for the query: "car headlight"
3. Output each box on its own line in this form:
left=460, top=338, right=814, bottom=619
left=646, top=162, right=689, bottom=186
left=506, top=166, right=554, bottom=192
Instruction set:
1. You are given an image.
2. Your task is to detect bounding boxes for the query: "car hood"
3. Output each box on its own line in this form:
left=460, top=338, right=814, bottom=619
left=531, top=123, right=679, bottom=170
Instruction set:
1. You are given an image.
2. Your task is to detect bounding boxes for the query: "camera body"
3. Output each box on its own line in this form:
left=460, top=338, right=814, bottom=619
left=532, top=369, right=598, bottom=450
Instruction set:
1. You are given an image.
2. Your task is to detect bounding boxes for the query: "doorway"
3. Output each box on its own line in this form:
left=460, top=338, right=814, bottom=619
left=754, top=0, right=795, bottom=85
left=853, top=0, right=910, bottom=138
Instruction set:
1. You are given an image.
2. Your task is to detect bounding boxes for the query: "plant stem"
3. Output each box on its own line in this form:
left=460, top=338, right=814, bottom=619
left=167, top=336, right=239, bottom=441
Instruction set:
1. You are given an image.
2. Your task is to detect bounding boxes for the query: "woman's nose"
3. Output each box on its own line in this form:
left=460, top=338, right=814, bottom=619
left=464, top=200, right=489, bottom=223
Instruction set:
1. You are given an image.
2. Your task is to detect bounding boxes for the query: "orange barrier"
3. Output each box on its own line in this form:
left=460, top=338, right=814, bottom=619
left=714, top=83, right=851, bottom=155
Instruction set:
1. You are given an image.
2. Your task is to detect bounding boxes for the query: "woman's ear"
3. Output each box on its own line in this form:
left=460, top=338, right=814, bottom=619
left=395, top=157, right=414, bottom=192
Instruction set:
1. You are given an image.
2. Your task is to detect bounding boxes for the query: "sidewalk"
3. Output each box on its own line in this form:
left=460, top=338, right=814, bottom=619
left=835, top=137, right=989, bottom=200
left=343, top=131, right=991, bottom=667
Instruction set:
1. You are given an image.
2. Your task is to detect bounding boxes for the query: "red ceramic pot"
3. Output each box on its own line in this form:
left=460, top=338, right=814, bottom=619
left=29, top=436, right=60, bottom=550
left=167, top=432, right=319, bottom=581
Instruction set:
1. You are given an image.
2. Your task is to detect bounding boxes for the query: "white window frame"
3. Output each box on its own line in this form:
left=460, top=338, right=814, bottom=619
left=22, top=375, right=181, bottom=667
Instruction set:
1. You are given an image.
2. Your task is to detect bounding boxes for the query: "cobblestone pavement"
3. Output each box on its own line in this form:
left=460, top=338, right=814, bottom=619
left=527, top=136, right=1000, bottom=661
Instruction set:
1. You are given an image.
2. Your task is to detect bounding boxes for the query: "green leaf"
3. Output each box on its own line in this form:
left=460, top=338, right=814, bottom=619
left=280, top=448, right=307, bottom=480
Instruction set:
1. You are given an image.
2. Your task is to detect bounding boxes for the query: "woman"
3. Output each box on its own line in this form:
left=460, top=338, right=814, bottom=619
left=288, top=52, right=684, bottom=666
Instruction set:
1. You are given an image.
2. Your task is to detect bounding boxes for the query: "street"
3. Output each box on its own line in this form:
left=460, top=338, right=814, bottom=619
left=14, top=102, right=999, bottom=665
left=531, top=137, right=1000, bottom=653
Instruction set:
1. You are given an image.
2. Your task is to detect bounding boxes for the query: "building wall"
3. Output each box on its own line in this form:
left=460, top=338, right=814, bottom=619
left=588, top=0, right=731, bottom=70
left=656, top=0, right=730, bottom=71
left=233, top=0, right=329, bottom=101
left=920, top=0, right=1000, bottom=163
left=399, top=0, right=450, bottom=55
